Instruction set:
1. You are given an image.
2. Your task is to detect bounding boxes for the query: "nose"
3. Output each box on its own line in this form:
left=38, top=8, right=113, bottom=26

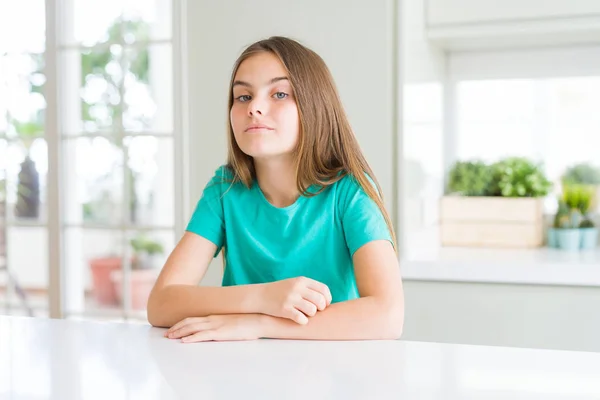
left=247, top=98, right=266, bottom=117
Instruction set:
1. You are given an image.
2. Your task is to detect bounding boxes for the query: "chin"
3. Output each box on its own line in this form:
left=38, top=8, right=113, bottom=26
left=240, top=147, right=292, bottom=161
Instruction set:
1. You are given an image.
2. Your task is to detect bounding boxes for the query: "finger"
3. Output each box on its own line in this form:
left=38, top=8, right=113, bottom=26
left=181, top=330, right=216, bottom=343
left=295, top=299, right=318, bottom=317
left=286, top=307, right=308, bottom=325
left=305, top=279, right=332, bottom=305
left=169, top=322, right=212, bottom=339
left=166, top=318, right=194, bottom=335
left=302, top=289, right=327, bottom=311
left=166, top=317, right=206, bottom=336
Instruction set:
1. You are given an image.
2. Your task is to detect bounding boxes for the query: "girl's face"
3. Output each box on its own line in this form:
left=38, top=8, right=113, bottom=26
left=230, top=52, right=300, bottom=161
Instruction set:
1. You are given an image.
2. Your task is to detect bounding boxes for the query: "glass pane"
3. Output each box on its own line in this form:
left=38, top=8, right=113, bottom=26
left=64, top=228, right=124, bottom=315
left=456, top=77, right=600, bottom=183
left=60, top=47, right=124, bottom=135
left=124, top=230, right=174, bottom=311
left=63, top=0, right=123, bottom=47
left=125, top=136, right=174, bottom=226
left=0, top=57, right=7, bottom=137
left=123, top=0, right=172, bottom=42
left=123, top=45, right=173, bottom=133
left=4, top=139, right=47, bottom=223
left=457, top=80, right=535, bottom=123
left=2, top=53, right=46, bottom=140
left=0, top=156, right=6, bottom=313
left=62, top=0, right=171, bottom=46
left=0, top=226, right=48, bottom=317
left=63, top=137, right=124, bottom=225
left=544, top=77, right=600, bottom=182
left=0, top=0, right=46, bottom=53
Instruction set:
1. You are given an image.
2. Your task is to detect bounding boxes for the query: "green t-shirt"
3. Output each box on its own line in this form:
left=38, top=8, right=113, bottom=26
left=186, top=165, right=392, bottom=303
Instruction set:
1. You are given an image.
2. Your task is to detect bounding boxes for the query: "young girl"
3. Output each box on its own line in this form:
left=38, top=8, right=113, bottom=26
left=148, top=36, right=404, bottom=342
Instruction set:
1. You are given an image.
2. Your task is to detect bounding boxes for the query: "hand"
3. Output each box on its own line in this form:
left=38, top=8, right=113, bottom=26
left=259, top=277, right=332, bottom=325
left=164, top=314, right=265, bottom=343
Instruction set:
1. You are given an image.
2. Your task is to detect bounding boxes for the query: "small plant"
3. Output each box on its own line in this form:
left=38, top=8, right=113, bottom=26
left=447, top=160, right=492, bottom=196
left=562, top=163, right=600, bottom=186
left=580, top=218, right=595, bottom=228
left=553, top=201, right=569, bottom=228
left=488, top=157, right=552, bottom=198
left=562, top=184, right=594, bottom=212
left=13, top=119, right=42, bottom=219
left=130, top=234, right=164, bottom=270
left=561, top=184, right=595, bottom=229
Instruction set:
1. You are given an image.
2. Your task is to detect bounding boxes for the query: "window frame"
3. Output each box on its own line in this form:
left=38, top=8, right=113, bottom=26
left=41, top=0, right=185, bottom=319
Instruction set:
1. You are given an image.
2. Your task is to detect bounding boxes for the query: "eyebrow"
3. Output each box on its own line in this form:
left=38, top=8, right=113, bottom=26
left=232, top=76, right=289, bottom=89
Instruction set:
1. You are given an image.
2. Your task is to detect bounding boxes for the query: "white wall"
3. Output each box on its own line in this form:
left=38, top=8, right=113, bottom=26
left=184, top=0, right=400, bottom=285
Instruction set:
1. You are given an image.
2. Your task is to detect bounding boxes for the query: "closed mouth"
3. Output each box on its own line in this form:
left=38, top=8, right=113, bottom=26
left=245, top=125, right=274, bottom=132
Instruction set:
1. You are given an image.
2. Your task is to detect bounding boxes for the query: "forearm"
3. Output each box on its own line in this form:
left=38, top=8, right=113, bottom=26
left=261, top=296, right=404, bottom=340
left=147, top=284, right=263, bottom=327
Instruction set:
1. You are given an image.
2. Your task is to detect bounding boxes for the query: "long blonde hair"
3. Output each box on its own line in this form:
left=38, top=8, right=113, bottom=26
left=225, top=36, right=397, bottom=249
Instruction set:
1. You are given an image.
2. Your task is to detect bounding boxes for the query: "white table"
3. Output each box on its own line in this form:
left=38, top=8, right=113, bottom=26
left=1, top=316, right=600, bottom=399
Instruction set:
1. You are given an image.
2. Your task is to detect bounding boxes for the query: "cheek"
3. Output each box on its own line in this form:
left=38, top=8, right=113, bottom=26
left=277, top=104, right=300, bottom=137
left=230, top=106, right=246, bottom=131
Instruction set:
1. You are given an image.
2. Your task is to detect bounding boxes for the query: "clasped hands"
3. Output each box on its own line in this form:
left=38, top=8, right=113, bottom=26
left=164, top=277, right=332, bottom=343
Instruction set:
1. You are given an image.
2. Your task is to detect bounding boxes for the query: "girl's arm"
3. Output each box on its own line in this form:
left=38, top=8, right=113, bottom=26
left=260, top=239, right=404, bottom=340
left=147, top=232, right=331, bottom=328
left=147, top=232, right=262, bottom=327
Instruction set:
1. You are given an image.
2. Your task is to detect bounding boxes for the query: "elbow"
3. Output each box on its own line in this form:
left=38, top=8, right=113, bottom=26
left=146, top=289, right=169, bottom=328
left=380, top=298, right=404, bottom=340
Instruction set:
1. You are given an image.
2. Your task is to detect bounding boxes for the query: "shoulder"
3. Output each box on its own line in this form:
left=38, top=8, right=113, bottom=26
left=203, top=164, right=238, bottom=193
left=208, top=164, right=235, bottom=184
left=333, top=171, right=377, bottom=199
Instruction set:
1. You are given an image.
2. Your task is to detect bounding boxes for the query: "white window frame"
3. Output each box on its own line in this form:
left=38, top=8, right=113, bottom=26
left=42, top=0, right=186, bottom=319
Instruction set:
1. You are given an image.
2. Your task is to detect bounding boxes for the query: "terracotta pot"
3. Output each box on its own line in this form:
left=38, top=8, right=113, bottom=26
left=110, top=269, right=159, bottom=311
left=89, top=257, right=122, bottom=306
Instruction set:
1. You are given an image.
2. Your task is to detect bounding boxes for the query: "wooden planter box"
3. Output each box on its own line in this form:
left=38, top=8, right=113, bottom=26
left=440, top=196, right=545, bottom=248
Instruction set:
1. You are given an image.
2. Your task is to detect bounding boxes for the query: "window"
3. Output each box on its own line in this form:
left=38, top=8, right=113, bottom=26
left=401, top=46, right=600, bottom=261
left=456, top=77, right=600, bottom=187
left=0, top=0, right=179, bottom=320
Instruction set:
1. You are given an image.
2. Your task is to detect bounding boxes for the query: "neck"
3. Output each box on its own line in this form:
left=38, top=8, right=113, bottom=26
left=254, top=156, right=299, bottom=208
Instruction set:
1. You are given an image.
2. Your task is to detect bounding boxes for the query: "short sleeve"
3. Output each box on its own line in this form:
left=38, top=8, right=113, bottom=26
left=186, top=166, right=231, bottom=257
left=338, top=174, right=393, bottom=256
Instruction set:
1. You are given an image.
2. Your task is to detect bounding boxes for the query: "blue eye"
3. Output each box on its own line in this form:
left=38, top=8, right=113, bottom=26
left=236, top=95, right=251, bottom=102
left=273, top=92, right=288, bottom=99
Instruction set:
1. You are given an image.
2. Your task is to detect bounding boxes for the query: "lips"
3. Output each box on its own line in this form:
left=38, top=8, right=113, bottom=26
left=245, top=124, right=274, bottom=132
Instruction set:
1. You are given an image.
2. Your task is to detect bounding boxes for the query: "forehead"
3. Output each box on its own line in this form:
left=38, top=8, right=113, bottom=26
left=234, top=52, right=289, bottom=84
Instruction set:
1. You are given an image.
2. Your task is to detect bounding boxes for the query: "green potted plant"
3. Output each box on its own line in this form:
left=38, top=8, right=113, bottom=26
left=576, top=185, right=598, bottom=250
left=550, top=196, right=581, bottom=251
left=487, top=157, right=552, bottom=198
left=447, top=160, right=493, bottom=196
left=562, top=163, right=600, bottom=185
left=110, top=234, right=164, bottom=310
left=551, top=185, right=597, bottom=251
left=441, top=157, right=551, bottom=248
left=13, top=120, right=42, bottom=219
left=548, top=200, right=568, bottom=248
left=562, top=162, right=600, bottom=212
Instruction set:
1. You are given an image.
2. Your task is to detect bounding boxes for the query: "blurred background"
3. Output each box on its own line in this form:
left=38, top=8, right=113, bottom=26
left=1, top=0, right=599, bottom=352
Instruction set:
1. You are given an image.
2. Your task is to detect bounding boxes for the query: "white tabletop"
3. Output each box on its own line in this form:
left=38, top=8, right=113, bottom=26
left=2, top=316, right=600, bottom=400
